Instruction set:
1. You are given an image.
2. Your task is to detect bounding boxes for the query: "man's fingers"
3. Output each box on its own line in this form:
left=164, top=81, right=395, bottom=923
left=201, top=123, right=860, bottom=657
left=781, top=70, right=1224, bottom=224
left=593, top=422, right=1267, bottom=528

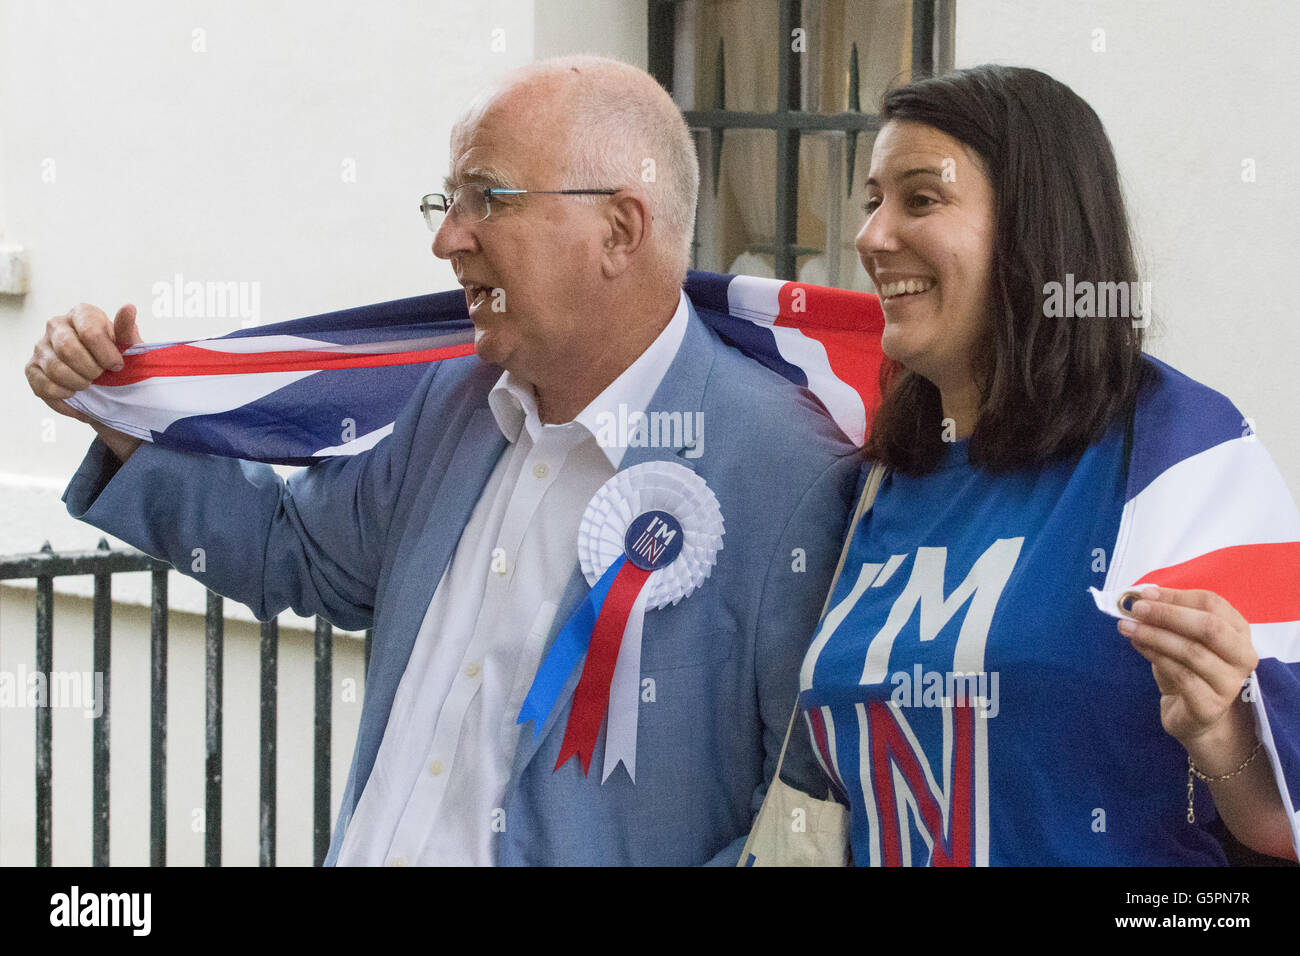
left=26, top=363, right=79, bottom=403
left=47, top=320, right=108, bottom=382
left=68, top=304, right=126, bottom=371
left=113, top=304, right=142, bottom=348
left=31, top=339, right=94, bottom=391
left=27, top=303, right=141, bottom=409
left=26, top=364, right=96, bottom=423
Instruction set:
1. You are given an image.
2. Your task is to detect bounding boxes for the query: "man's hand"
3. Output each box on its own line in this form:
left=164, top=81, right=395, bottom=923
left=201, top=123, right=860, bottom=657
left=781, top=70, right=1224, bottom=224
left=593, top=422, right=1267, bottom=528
left=25, top=303, right=144, bottom=462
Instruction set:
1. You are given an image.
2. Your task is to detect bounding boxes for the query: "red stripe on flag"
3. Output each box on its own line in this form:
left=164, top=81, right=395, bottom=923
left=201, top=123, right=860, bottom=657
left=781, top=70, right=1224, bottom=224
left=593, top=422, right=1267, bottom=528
left=775, top=283, right=886, bottom=437
left=1134, top=541, right=1300, bottom=624
left=94, top=341, right=476, bottom=386
left=773, top=283, right=885, bottom=332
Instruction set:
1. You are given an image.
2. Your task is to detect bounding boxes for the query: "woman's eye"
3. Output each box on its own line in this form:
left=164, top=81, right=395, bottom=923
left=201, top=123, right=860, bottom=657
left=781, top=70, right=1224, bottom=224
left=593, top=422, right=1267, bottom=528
left=862, top=194, right=937, bottom=215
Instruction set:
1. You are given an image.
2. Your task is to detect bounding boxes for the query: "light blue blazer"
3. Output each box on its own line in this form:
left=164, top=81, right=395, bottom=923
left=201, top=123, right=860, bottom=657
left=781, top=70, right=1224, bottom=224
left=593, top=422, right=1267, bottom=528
left=64, top=301, right=859, bottom=865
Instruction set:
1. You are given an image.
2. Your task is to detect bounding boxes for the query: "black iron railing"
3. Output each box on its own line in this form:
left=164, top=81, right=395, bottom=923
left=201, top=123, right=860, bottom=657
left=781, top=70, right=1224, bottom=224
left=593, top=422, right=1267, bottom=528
left=0, top=540, right=371, bottom=866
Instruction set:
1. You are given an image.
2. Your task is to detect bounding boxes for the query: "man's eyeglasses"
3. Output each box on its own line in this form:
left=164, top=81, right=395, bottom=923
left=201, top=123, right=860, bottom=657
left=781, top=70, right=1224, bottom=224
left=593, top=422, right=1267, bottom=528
left=420, top=184, right=619, bottom=230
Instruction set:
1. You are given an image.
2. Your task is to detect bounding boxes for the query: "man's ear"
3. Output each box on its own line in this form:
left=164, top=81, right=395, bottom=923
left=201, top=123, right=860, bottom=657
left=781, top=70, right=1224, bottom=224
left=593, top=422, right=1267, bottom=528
left=599, top=190, right=651, bottom=278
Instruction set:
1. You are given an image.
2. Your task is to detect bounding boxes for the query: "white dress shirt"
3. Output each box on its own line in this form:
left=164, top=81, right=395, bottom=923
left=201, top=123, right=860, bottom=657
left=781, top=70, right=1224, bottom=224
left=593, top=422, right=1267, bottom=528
left=337, top=291, right=689, bottom=865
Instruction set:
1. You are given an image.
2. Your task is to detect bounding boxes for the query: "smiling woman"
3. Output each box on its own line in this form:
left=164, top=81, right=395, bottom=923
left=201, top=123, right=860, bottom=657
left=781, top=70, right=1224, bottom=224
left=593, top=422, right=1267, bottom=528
left=743, top=65, right=1300, bottom=867
left=863, top=67, right=1146, bottom=475
left=858, top=120, right=998, bottom=442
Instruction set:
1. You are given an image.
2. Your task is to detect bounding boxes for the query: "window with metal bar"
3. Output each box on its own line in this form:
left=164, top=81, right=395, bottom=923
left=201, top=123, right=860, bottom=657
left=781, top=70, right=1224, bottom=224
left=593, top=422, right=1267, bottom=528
left=649, top=0, right=955, bottom=289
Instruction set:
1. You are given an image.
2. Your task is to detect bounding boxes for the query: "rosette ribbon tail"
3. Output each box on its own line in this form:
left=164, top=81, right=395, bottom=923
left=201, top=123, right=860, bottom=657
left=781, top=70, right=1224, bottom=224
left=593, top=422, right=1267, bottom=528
left=516, top=557, right=624, bottom=737
left=602, top=586, right=653, bottom=783
left=555, top=558, right=653, bottom=776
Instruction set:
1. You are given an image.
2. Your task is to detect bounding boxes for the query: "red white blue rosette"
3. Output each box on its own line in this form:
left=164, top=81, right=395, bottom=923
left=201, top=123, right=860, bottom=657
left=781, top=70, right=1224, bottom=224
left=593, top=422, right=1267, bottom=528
left=516, top=461, right=724, bottom=783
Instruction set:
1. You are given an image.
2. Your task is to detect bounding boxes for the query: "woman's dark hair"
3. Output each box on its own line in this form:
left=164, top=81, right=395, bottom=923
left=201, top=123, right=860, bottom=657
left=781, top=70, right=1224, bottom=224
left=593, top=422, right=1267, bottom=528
left=864, top=64, right=1147, bottom=473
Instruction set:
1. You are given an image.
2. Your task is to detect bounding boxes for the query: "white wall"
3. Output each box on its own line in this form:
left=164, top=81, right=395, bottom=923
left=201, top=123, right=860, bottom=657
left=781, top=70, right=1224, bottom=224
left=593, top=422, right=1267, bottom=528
left=955, top=0, right=1300, bottom=501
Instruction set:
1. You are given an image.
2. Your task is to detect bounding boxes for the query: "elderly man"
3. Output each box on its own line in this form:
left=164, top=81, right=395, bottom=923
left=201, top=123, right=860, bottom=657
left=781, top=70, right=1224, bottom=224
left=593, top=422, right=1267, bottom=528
left=28, top=55, right=857, bottom=865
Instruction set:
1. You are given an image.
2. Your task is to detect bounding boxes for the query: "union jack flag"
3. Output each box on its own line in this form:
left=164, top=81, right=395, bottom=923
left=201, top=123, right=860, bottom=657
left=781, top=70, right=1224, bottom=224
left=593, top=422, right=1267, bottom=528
left=68, top=271, right=884, bottom=464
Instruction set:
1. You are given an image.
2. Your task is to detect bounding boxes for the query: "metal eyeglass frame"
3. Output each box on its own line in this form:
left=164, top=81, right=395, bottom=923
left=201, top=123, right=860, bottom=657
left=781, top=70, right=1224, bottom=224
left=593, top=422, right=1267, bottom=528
left=420, top=184, right=620, bottom=229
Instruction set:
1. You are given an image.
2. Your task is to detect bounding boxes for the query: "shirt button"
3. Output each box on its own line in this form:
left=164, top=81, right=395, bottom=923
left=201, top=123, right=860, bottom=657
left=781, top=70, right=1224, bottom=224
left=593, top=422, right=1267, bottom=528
left=429, top=760, right=443, bottom=776
left=391, top=856, right=407, bottom=867
left=533, top=462, right=549, bottom=479
left=466, top=662, right=481, bottom=678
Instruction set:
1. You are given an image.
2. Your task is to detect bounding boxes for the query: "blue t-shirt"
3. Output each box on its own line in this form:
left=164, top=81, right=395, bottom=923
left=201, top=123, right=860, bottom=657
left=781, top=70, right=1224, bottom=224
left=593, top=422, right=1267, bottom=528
left=798, top=422, right=1227, bottom=865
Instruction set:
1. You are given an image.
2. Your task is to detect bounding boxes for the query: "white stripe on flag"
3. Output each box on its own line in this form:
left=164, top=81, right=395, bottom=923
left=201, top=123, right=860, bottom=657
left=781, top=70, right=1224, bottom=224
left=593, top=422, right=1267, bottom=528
left=724, top=274, right=783, bottom=325
left=67, top=370, right=316, bottom=438
left=726, top=275, right=868, bottom=445
left=1253, top=621, right=1300, bottom=664
left=186, top=334, right=461, bottom=355
left=312, top=422, right=396, bottom=457
left=1248, top=681, right=1300, bottom=860
left=768, top=326, right=867, bottom=446
left=1104, top=435, right=1300, bottom=595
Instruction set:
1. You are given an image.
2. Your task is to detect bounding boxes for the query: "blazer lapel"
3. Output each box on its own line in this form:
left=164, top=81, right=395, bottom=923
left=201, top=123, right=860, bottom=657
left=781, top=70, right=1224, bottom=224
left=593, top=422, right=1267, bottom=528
left=506, top=302, right=720, bottom=781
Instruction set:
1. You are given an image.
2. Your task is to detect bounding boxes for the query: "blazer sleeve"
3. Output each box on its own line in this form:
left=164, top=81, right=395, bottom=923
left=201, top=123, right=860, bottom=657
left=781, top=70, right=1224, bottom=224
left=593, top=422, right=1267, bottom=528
left=62, top=363, right=443, bottom=632
left=704, top=448, right=858, bottom=865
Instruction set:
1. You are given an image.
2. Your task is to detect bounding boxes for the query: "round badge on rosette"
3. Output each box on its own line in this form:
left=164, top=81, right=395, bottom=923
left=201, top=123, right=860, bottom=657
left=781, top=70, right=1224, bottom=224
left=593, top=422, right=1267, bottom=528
left=577, top=460, right=725, bottom=610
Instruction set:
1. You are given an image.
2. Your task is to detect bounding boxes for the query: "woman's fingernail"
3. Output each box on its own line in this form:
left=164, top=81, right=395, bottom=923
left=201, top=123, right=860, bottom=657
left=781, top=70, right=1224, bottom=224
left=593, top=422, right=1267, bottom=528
left=1118, top=619, right=1136, bottom=636
left=1140, top=585, right=1159, bottom=600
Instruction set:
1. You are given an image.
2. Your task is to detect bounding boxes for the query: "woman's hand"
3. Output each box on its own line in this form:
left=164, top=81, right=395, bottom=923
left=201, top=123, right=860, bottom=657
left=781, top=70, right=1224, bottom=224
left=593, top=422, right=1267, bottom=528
left=1119, top=585, right=1297, bottom=860
left=1117, top=585, right=1256, bottom=760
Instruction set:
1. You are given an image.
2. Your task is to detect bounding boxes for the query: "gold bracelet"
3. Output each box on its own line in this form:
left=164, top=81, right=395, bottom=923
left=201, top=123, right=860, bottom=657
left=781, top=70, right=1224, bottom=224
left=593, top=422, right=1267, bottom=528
left=1185, top=741, right=1263, bottom=824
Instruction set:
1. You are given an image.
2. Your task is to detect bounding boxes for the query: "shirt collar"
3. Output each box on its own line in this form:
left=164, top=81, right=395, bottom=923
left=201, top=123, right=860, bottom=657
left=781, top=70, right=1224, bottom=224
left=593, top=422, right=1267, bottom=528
left=488, top=289, right=690, bottom=468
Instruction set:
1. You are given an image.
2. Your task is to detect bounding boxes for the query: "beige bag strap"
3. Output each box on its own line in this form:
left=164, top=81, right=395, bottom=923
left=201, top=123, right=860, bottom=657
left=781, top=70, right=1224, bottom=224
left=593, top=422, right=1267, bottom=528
left=773, top=459, right=888, bottom=776
left=820, top=459, right=888, bottom=620
left=742, top=460, right=888, bottom=864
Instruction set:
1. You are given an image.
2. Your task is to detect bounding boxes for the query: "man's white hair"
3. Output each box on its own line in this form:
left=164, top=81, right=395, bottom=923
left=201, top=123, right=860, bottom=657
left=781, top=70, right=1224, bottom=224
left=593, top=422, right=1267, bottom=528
left=460, top=54, right=699, bottom=284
